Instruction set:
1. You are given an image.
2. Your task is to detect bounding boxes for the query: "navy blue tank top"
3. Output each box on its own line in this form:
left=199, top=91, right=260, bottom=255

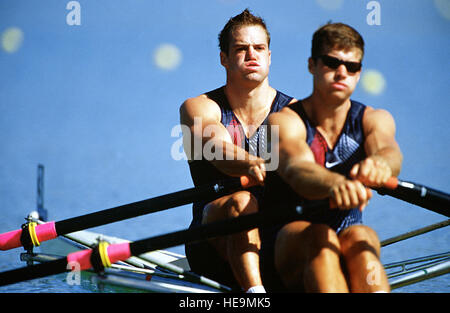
left=188, top=86, right=293, bottom=226
left=263, top=100, right=367, bottom=234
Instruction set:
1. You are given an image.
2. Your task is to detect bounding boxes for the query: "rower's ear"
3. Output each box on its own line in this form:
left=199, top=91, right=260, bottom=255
left=220, top=51, right=228, bottom=69
left=308, top=57, right=315, bottom=74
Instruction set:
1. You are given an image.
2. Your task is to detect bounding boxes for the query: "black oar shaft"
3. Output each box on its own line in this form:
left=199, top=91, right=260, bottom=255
left=377, top=180, right=450, bottom=218
left=55, top=179, right=242, bottom=235
left=130, top=206, right=301, bottom=257
left=0, top=257, right=68, bottom=287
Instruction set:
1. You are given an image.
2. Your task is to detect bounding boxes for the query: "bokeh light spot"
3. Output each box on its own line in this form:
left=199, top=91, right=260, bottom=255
left=153, top=43, right=182, bottom=71
left=361, top=69, right=386, bottom=95
left=1, top=27, right=24, bottom=53
left=316, top=0, right=344, bottom=10
left=434, top=0, right=450, bottom=20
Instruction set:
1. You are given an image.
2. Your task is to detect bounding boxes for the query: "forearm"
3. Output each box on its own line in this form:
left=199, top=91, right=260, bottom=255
left=281, top=157, right=346, bottom=200
left=368, top=146, right=403, bottom=177
left=282, top=158, right=372, bottom=210
left=207, top=139, right=264, bottom=177
left=362, top=108, right=403, bottom=178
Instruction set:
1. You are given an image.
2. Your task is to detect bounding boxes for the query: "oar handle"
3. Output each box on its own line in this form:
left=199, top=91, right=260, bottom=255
left=383, top=176, right=399, bottom=189
left=240, top=176, right=259, bottom=189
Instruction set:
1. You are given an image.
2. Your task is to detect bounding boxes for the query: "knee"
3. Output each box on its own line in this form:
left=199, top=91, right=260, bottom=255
left=305, top=224, right=342, bottom=260
left=224, top=191, right=258, bottom=218
left=339, top=226, right=380, bottom=258
left=276, top=223, right=341, bottom=265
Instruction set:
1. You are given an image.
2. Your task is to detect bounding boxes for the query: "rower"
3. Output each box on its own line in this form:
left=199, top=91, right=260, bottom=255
left=180, top=9, right=295, bottom=293
left=261, top=22, right=403, bottom=292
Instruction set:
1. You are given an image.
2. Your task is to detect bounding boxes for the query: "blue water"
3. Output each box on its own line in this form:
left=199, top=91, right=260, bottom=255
left=0, top=0, right=449, bottom=293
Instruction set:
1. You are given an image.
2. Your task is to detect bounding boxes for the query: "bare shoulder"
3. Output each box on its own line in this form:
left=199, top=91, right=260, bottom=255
left=180, top=94, right=218, bottom=114
left=269, top=104, right=306, bottom=140
left=180, top=93, right=221, bottom=124
left=364, top=105, right=394, bottom=119
left=363, top=106, right=396, bottom=131
left=270, top=103, right=302, bottom=124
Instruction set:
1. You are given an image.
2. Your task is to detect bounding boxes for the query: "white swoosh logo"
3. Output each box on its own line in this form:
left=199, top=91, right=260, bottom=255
left=325, top=161, right=341, bottom=168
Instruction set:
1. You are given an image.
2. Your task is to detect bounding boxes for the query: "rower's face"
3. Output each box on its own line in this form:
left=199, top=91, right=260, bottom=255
left=309, top=47, right=362, bottom=101
left=220, top=25, right=271, bottom=83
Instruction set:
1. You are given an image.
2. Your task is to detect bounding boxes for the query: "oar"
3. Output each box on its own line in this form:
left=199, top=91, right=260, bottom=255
left=0, top=204, right=302, bottom=287
left=0, top=176, right=257, bottom=251
left=375, top=177, right=450, bottom=218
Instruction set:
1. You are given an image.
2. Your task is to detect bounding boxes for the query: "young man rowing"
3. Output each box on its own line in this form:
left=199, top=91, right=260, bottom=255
left=261, top=23, right=402, bottom=292
left=180, top=10, right=295, bottom=292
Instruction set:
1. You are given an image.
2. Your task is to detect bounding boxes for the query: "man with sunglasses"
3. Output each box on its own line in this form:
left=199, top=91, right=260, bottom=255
left=260, top=22, right=403, bottom=292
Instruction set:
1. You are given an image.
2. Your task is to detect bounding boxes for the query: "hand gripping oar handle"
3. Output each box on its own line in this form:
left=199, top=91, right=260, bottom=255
left=375, top=177, right=450, bottom=218
left=0, top=176, right=258, bottom=251
left=327, top=176, right=449, bottom=217
left=327, top=176, right=446, bottom=214
left=327, top=177, right=397, bottom=209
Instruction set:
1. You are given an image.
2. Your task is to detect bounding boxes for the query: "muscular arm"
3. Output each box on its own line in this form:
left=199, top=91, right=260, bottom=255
left=350, top=108, right=403, bottom=186
left=269, top=108, right=371, bottom=210
left=180, top=95, right=266, bottom=183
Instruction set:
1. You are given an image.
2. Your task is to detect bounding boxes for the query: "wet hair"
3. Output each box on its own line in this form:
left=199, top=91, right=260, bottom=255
left=311, top=22, right=364, bottom=61
left=218, top=9, right=270, bottom=55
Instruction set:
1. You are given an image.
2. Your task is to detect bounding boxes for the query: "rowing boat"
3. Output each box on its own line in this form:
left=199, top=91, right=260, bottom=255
left=1, top=165, right=449, bottom=292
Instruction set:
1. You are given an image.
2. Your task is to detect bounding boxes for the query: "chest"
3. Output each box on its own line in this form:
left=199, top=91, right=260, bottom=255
left=307, top=121, right=366, bottom=175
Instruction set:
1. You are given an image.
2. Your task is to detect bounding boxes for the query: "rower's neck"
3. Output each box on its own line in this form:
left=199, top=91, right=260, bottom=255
left=224, top=81, right=276, bottom=129
left=302, top=95, right=351, bottom=148
left=303, top=92, right=351, bottom=124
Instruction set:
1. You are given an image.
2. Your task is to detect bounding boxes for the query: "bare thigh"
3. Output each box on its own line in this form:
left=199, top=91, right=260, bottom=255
left=202, top=190, right=258, bottom=260
left=274, top=221, right=342, bottom=290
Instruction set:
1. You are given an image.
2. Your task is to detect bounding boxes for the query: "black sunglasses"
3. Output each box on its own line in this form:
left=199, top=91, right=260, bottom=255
left=317, top=55, right=362, bottom=73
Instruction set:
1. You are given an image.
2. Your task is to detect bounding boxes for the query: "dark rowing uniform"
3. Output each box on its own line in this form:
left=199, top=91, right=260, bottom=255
left=187, top=86, right=293, bottom=227
left=260, top=99, right=367, bottom=291
left=185, top=86, right=293, bottom=289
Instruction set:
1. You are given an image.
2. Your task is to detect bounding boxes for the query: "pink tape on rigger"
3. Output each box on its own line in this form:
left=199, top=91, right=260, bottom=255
left=36, top=221, right=58, bottom=243
left=67, top=249, right=93, bottom=271
left=107, top=242, right=132, bottom=264
left=0, top=228, right=22, bottom=250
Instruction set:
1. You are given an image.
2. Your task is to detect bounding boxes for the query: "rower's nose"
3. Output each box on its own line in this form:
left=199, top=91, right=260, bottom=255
left=335, top=64, right=348, bottom=79
left=246, top=46, right=257, bottom=60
